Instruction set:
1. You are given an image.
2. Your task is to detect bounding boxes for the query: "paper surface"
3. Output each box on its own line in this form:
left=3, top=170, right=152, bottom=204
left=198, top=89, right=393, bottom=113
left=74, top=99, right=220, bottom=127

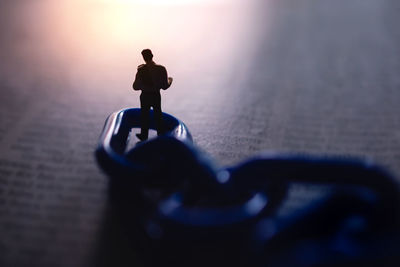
left=1, top=0, right=400, bottom=266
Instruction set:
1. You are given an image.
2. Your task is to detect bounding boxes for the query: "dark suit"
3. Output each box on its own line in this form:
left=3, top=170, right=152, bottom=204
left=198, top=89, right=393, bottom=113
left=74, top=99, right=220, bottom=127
left=132, top=61, right=170, bottom=138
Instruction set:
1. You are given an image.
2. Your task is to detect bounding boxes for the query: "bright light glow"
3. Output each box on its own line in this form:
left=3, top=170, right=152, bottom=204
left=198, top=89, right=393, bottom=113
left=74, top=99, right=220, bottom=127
left=98, top=0, right=228, bottom=5
left=22, top=0, right=258, bottom=100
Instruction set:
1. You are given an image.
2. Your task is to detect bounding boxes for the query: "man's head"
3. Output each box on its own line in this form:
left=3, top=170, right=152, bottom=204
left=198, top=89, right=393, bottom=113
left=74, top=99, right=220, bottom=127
left=141, top=49, right=153, bottom=63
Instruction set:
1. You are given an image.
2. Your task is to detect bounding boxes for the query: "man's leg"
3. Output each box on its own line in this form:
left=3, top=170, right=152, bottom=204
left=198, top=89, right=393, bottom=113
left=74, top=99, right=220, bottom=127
left=137, top=94, right=150, bottom=141
left=152, top=93, right=164, bottom=136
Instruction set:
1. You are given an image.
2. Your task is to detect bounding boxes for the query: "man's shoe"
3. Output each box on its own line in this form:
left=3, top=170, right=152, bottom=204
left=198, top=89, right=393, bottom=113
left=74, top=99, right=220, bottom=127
left=136, top=133, right=148, bottom=141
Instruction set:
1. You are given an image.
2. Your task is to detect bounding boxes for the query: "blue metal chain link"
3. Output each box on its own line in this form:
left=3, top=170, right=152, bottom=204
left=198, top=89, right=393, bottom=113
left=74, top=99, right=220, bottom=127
left=96, top=108, right=400, bottom=267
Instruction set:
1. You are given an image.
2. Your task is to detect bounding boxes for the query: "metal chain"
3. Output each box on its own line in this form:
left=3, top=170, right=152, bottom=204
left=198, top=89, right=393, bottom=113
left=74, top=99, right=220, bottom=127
left=96, top=108, right=400, bottom=267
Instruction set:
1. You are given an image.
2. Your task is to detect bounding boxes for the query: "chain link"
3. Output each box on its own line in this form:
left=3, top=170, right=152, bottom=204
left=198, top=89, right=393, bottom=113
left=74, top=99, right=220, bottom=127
left=96, top=108, right=400, bottom=267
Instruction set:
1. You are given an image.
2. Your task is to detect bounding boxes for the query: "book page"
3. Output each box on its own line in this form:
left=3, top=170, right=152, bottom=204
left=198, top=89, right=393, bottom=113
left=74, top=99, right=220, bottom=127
left=1, top=0, right=400, bottom=266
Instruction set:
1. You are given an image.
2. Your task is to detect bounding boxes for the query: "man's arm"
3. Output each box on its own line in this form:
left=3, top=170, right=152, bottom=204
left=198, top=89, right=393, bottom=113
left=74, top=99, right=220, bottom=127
left=160, top=66, right=172, bottom=90
left=132, top=66, right=144, bottom=91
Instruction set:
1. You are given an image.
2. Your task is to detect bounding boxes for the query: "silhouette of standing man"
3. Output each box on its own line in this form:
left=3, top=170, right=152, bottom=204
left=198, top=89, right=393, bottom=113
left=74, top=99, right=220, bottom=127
left=133, top=49, right=173, bottom=141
